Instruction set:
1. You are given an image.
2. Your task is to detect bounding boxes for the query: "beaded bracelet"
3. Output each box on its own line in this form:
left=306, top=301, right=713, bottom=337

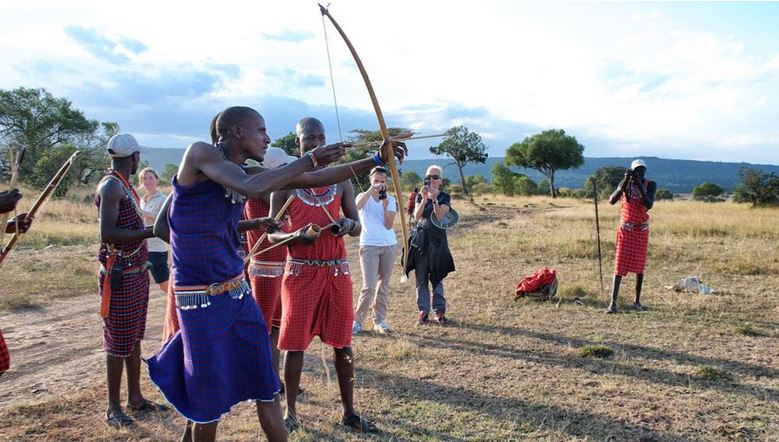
left=371, top=151, right=383, bottom=166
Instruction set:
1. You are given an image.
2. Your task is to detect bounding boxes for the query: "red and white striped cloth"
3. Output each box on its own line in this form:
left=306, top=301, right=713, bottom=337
left=614, top=181, right=650, bottom=276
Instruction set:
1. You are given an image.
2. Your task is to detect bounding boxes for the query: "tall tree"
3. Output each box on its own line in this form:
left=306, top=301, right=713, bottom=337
left=733, top=167, right=779, bottom=206
left=505, top=129, right=584, bottom=198
left=429, top=125, right=488, bottom=197
left=0, top=87, right=117, bottom=193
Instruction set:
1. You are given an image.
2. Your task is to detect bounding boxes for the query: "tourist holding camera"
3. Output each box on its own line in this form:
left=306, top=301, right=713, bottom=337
left=353, top=166, right=398, bottom=334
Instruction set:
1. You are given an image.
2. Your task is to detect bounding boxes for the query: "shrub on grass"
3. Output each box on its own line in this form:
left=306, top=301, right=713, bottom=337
left=578, top=345, right=614, bottom=359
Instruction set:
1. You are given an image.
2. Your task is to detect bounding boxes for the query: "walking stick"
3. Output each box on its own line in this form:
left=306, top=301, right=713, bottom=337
left=0, top=151, right=79, bottom=269
left=592, top=178, right=604, bottom=294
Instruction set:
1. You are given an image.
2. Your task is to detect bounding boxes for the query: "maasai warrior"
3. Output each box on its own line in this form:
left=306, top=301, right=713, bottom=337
left=146, top=107, right=404, bottom=442
left=269, top=117, right=384, bottom=433
left=244, top=147, right=300, bottom=393
left=95, top=134, right=166, bottom=427
left=0, top=188, right=32, bottom=377
left=606, top=159, right=656, bottom=314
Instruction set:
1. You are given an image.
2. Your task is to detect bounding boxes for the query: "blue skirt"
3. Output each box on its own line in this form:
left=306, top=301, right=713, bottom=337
left=147, top=283, right=280, bottom=423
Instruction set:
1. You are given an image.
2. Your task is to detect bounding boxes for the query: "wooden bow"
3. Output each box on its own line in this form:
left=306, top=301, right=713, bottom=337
left=319, top=4, right=410, bottom=272
left=0, top=150, right=80, bottom=269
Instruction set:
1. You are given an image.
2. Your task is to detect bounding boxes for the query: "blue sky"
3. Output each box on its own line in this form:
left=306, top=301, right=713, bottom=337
left=1, top=1, right=778, bottom=164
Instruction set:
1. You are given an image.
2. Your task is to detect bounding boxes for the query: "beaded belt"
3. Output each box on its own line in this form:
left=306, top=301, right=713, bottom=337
left=285, top=258, right=350, bottom=277
left=248, top=258, right=285, bottom=278
left=620, top=221, right=649, bottom=232
left=173, top=274, right=248, bottom=310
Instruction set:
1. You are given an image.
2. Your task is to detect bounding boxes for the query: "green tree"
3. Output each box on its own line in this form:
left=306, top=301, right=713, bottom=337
left=491, top=162, right=518, bottom=196
left=505, top=129, right=584, bottom=198
left=400, top=170, right=422, bottom=191
left=585, top=166, right=625, bottom=199
left=0, top=87, right=117, bottom=194
left=514, top=175, right=537, bottom=196
left=655, top=189, right=673, bottom=200
left=537, top=178, right=550, bottom=196
left=161, top=163, right=179, bottom=184
left=429, top=125, right=488, bottom=197
left=692, top=182, right=724, bottom=200
left=733, top=168, right=779, bottom=206
left=271, top=131, right=299, bottom=156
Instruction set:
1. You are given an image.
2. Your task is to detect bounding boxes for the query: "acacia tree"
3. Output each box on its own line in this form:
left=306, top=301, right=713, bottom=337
left=505, top=129, right=584, bottom=198
left=343, top=127, right=411, bottom=192
left=429, top=125, right=488, bottom=197
left=733, top=168, right=779, bottom=206
left=0, top=87, right=117, bottom=193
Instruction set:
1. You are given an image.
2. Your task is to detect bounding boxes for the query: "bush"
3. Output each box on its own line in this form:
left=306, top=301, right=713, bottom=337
left=656, top=188, right=673, bottom=200
left=692, top=182, right=724, bottom=200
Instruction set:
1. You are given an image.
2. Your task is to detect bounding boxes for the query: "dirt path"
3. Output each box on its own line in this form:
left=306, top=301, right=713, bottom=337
left=0, top=288, right=167, bottom=410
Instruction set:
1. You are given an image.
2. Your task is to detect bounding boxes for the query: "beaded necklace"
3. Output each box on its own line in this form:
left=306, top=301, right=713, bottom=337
left=295, top=184, right=338, bottom=207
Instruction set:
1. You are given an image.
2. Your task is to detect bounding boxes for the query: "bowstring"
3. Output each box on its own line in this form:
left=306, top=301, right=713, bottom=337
left=321, top=11, right=364, bottom=194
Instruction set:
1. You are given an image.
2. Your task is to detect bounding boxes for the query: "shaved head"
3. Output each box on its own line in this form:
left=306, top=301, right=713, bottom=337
left=295, top=117, right=326, bottom=155
left=295, top=117, right=324, bottom=136
left=216, top=106, right=261, bottom=141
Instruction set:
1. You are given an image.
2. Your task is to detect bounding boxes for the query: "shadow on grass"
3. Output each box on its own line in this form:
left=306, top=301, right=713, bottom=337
left=359, top=366, right=688, bottom=441
left=435, top=321, right=779, bottom=402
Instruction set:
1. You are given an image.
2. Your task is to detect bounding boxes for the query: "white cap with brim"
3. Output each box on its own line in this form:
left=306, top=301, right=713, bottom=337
left=631, top=159, right=647, bottom=171
left=107, top=133, right=146, bottom=158
left=261, top=147, right=297, bottom=169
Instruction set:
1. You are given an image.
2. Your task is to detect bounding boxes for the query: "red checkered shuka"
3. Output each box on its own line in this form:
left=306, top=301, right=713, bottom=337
left=95, top=176, right=150, bottom=357
left=245, top=197, right=286, bottom=330
left=0, top=328, right=10, bottom=375
left=614, top=182, right=650, bottom=277
left=278, top=187, right=353, bottom=351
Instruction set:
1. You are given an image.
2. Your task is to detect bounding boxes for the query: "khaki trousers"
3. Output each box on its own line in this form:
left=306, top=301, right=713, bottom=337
left=354, top=244, right=398, bottom=325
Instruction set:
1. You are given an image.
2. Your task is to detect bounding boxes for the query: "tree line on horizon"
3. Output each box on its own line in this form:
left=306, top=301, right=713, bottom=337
left=3, top=87, right=778, bottom=206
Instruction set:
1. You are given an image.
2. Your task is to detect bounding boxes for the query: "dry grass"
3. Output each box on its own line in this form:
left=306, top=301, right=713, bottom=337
left=1, top=190, right=778, bottom=440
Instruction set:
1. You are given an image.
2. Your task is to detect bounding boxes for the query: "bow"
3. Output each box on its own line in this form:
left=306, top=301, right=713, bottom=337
left=0, top=150, right=79, bottom=269
left=319, top=4, right=410, bottom=272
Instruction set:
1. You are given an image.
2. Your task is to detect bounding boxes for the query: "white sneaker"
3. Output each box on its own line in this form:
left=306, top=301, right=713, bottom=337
left=373, top=321, right=392, bottom=334
left=352, top=321, right=363, bottom=335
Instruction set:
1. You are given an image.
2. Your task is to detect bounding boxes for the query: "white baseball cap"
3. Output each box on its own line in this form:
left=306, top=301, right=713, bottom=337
left=630, top=159, right=647, bottom=170
left=261, top=147, right=297, bottom=169
left=107, top=133, right=145, bottom=158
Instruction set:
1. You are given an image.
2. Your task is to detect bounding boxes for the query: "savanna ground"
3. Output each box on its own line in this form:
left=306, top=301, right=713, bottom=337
left=0, top=187, right=777, bottom=441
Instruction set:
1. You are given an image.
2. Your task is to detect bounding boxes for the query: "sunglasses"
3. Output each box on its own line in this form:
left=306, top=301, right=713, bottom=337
left=426, top=174, right=441, bottom=180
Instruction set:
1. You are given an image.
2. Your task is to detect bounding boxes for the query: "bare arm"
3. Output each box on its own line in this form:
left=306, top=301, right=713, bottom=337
left=338, top=180, right=361, bottom=237
left=98, top=179, right=153, bottom=244
left=153, top=193, right=172, bottom=244
left=383, top=197, right=397, bottom=230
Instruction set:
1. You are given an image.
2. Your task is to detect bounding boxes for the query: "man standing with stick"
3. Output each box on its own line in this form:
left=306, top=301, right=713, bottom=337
left=606, top=159, right=656, bottom=313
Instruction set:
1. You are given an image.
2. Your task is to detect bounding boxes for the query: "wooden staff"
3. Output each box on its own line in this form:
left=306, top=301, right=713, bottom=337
left=243, top=194, right=296, bottom=263
left=0, top=151, right=79, bottom=269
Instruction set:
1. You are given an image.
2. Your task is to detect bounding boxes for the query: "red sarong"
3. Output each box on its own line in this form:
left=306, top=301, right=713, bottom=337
left=0, top=328, right=9, bottom=375
left=614, top=182, right=650, bottom=277
left=245, top=198, right=286, bottom=331
left=278, top=187, right=353, bottom=351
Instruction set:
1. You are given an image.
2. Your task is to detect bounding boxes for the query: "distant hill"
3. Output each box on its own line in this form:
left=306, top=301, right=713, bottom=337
left=143, top=148, right=779, bottom=193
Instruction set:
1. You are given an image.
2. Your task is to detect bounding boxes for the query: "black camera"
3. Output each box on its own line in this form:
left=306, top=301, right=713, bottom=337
left=423, top=177, right=431, bottom=187
left=378, top=188, right=387, bottom=200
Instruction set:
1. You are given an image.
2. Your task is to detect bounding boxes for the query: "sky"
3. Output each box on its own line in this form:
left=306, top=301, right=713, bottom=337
left=1, top=1, right=778, bottom=164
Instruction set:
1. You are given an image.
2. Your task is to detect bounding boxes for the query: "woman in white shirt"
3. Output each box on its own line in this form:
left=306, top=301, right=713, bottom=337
left=352, top=167, right=398, bottom=334
left=138, top=167, right=169, bottom=293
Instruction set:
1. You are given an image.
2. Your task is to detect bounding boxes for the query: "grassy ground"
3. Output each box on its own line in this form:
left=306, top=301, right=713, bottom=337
left=0, top=191, right=777, bottom=440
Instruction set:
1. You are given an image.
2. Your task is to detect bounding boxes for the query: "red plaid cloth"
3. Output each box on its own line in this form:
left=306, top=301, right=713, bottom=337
left=515, top=267, right=557, bottom=295
left=95, top=176, right=150, bottom=357
left=245, top=198, right=286, bottom=330
left=0, top=328, right=9, bottom=375
left=614, top=182, right=650, bottom=276
left=278, top=190, right=352, bottom=351
left=98, top=270, right=149, bottom=357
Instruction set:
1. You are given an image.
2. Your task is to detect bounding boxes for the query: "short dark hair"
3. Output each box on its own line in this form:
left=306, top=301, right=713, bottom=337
left=216, top=106, right=260, bottom=140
